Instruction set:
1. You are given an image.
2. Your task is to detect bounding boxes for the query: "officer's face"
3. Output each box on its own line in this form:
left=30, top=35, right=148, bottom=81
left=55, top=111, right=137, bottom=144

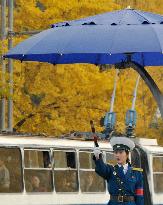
left=114, top=150, right=128, bottom=165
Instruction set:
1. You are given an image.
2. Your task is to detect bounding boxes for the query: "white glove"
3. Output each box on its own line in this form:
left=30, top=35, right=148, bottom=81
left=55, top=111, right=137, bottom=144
left=93, top=147, right=101, bottom=159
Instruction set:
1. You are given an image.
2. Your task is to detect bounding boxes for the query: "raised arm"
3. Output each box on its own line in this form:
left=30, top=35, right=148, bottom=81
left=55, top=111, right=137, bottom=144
left=93, top=147, right=112, bottom=179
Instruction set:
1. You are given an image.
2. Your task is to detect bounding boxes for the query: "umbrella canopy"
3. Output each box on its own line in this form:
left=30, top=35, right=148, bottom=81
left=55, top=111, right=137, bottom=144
left=4, top=8, right=163, bottom=66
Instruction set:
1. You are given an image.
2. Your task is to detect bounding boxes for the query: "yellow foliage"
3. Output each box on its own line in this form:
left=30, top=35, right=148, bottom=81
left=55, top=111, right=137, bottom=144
left=0, top=0, right=163, bottom=143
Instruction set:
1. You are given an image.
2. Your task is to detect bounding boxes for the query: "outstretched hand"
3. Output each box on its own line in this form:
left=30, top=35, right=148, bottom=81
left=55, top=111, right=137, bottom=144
left=93, top=147, right=102, bottom=160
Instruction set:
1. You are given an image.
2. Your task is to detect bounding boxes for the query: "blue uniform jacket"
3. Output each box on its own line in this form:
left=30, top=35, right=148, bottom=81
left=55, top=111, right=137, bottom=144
left=95, top=159, right=144, bottom=205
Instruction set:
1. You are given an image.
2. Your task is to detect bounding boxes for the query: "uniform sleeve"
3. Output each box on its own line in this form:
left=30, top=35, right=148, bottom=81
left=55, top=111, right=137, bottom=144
left=94, top=158, right=112, bottom=180
left=135, top=172, right=144, bottom=205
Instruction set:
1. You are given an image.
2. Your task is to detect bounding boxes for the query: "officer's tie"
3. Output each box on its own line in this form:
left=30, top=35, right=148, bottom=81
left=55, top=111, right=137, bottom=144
left=119, top=165, right=124, bottom=171
left=118, top=165, right=124, bottom=177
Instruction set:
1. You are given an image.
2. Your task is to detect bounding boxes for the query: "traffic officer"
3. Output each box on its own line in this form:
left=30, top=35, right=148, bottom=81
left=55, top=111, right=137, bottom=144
left=93, top=136, right=144, bottom=205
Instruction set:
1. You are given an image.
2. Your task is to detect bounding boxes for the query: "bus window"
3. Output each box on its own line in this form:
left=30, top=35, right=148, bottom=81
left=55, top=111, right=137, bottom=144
left=24, top=150, right=51, bottom=168
left=106, top=152, right=116, bottom=165
left=0, top=147, right=22, bottom=193
left=24, top=170, right=53, bottom=192
left=153, top=155, right=163, bottom=193
left=53, top=150, right=78, bottom=192
left=79, top=151, right=105, bottom=192
left=24, top=149, right=53, bottom=192
left=153, top=156, right=163, bottom=172
left=53, top=151, right=76, bottom=169
left=79, top=151, right=95, bottom=169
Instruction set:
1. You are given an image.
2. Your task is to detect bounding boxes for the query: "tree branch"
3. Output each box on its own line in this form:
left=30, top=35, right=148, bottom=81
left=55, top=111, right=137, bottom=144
left=14, top=103, right=106, bottom=131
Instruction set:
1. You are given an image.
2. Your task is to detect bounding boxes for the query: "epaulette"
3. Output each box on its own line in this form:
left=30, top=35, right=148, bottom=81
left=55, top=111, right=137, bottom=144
left=132, top=167, right=143, bottom=172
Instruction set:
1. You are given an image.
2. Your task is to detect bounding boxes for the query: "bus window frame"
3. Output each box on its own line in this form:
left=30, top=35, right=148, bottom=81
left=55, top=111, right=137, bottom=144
left=79, top=149, right=106, bottom=193
left=23, top=148, right=53, bottom=193
left=53, top=149, right=77, bottom=170
left=152, top=154, right=163, bottom=194
left=53, top=148, right=78, bottom=193
left=24, top=148, right=52, bottom=169
left=0, top=146, right=23, bottom=193
left=79, top=150, right=95, bottom=171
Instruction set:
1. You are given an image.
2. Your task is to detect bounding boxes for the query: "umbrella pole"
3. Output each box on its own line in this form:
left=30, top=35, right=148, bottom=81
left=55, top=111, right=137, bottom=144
left=131, top=62, right=163, bottom=119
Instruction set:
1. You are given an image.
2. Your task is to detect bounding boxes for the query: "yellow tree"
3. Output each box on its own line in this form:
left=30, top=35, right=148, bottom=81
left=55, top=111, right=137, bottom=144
left=2, top=0, right=163, bottom=142
left=11, top=0, right=121, bottom=135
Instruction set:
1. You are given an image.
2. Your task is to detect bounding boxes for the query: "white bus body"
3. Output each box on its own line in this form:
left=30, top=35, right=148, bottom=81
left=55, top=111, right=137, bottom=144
left=0, top=134, right=162, bottom=205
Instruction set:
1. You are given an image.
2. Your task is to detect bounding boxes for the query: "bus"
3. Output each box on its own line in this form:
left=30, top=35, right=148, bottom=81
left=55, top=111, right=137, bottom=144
left=0, top=133, right=163, bottom=205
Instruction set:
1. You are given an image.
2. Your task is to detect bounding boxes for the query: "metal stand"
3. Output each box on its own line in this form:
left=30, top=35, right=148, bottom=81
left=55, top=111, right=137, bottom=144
left=7, top=0, right=14, bottom=132
left=0, top=0, right=6, bottom=131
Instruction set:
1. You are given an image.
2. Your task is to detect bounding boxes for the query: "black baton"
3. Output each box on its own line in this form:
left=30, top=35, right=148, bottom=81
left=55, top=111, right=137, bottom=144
left=90, top=120, right=99, bottom=147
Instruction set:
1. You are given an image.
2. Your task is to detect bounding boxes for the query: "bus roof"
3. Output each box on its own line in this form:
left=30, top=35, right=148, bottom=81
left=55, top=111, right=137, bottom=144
left=0, top=134, right=112, bottom=149
left=134, top=137, right=163, bottom=154
left=0, top=134, right=162, bottom=153
left=142, top=145, right=163, bottom=154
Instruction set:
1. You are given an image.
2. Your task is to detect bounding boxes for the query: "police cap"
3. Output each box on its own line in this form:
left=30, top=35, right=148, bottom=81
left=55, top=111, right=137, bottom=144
left=110, top=136, right=135, bottom=151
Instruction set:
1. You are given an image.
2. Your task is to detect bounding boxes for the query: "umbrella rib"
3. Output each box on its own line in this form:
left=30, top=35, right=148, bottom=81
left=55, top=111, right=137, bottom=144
left=133, top=10, right=150, bottom=23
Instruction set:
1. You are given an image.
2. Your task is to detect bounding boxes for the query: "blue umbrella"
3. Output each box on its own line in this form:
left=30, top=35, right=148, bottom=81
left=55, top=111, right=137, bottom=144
left=4, top=7, right=163, bottom=117
left=4, top=8, right=163, bottom=65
